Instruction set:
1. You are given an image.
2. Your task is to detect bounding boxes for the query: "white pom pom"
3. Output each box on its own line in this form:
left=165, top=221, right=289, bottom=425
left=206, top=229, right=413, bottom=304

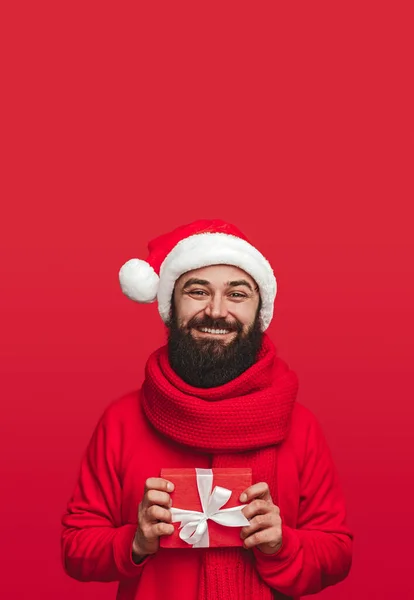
left=119, top=259, right=159, bottom=303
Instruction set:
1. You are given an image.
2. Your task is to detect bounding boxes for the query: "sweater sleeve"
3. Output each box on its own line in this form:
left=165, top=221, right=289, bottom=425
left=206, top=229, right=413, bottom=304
left=253, top=411, right=353, bottom=597
left=61, top=406, right=151, bottom=582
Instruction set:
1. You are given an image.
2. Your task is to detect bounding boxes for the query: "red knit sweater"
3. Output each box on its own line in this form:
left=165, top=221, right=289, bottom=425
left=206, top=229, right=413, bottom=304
left=61, top=391, right=352, bottom=599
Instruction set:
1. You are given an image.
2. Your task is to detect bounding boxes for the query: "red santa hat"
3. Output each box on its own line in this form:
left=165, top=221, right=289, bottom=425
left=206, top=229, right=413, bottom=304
left=119, top=219, right=277, bottom=331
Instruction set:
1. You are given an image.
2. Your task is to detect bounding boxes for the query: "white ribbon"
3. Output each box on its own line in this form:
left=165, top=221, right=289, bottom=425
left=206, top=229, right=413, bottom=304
left=169, top=468, right=250, bottom=548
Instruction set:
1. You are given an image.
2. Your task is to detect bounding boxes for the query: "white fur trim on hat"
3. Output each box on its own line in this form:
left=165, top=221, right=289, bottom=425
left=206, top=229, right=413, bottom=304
left=119, top=259, right=159, bottom=303
left=157, top=232, right=277, bottom=331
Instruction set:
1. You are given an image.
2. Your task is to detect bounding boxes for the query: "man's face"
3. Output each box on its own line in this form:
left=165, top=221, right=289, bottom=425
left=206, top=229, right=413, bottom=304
left=173, top=264, right=260, bottom=343
left=167, top=264, right=263, bottom=388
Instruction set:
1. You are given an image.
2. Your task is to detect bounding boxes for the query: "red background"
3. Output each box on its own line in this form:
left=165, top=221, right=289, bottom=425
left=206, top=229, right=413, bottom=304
left=1, top=2, right=413, bottom=598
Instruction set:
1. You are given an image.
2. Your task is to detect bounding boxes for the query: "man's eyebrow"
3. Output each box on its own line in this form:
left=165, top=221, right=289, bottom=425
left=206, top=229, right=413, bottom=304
left=182, top=278, right=257, bottom=292
left=227, top=279, right=254, bottom=292
left=182, top=278, right=210, bottom=289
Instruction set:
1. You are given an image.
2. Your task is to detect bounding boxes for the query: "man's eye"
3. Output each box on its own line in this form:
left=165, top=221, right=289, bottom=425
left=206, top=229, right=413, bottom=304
left=230, top=293, right=246, bottom=298
left=189, top=290, right=207, bottom=296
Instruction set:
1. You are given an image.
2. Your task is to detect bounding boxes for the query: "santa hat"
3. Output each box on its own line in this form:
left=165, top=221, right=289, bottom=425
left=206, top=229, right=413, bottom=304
left=119, top=219, right=277, bottom=331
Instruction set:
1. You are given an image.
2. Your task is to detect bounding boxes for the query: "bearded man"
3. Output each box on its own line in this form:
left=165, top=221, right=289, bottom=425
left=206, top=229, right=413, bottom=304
left=61, top=219, right=353, bottom=600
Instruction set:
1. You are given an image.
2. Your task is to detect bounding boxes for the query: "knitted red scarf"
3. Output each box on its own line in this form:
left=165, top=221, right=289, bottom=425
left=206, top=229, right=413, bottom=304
left=141, top=334, right=299, bottom=600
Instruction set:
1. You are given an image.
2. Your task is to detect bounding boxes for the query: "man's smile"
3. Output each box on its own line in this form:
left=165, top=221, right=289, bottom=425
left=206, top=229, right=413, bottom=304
left=191, top=327, right=236, bottom=337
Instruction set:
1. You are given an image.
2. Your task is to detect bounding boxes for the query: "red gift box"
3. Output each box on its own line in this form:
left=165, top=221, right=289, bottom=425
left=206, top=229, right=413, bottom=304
left=160, top=467, right=252, bottom=549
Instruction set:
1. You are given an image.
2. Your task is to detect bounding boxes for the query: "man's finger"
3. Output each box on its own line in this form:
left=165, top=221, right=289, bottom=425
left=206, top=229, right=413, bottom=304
left=145, top=477, right=175, bottom=493
left=243, top=526, right=280, bottom=549
left=146, top=489, right=172, bottom=508
left=151, top=522, right=175, bottom=537
left=239, top=482, right=272, bottom=503
left=147, top=505, right=172, bottom=523
left=240, top=513, right=273, bottom=539
left=241, top=499, right=270, bottom=520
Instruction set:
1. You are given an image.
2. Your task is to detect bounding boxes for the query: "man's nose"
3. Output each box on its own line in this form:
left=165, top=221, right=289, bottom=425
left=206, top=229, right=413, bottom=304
left=205, top=294, right=228, bottom=319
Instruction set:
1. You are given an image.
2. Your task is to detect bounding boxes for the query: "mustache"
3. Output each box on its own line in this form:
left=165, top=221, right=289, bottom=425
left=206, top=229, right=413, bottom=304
left=186, top=314, right=243, bottom=333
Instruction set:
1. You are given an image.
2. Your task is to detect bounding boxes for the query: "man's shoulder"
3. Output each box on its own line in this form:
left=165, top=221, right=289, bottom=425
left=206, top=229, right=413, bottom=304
left=284, top=402, right=329, bottom=475
left=291, top=401, right=319, bottom=429
left=98, top=389, right=142, bottom=428
left=288, top=401, right=326, bottom=447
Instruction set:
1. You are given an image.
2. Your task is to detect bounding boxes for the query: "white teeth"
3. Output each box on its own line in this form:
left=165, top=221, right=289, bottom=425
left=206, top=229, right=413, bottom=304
left=199, top=328, right=230, bottom=335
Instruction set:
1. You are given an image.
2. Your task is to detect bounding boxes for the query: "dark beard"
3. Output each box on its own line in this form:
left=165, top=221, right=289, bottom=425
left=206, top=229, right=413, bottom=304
left=166, top=303, right=263, bottom=388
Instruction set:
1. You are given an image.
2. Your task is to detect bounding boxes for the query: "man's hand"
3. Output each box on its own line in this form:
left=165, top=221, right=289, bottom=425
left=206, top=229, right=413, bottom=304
left=239, top=482, right=282, bottom=554
left=132, top=477, right=175, bottom=561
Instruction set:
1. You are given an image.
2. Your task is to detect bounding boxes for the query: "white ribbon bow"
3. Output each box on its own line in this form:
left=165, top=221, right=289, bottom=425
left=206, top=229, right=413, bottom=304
left=169, top=468, right=250, bottom=548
